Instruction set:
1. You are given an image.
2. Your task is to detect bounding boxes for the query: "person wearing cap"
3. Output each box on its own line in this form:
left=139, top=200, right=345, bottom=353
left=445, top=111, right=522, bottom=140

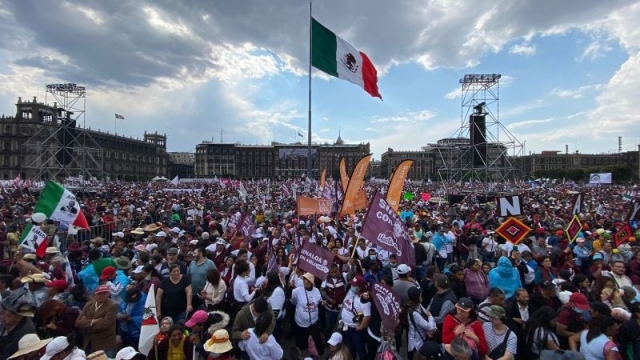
left=327, top=332, right=351, bottom=360
left=7, top=333, right=51, bottom=360
left=572, top=238, right=591, bottom=274
left=41, top=334, right=86, bottom=360
left=21, top=273, right=49, bottom=308
left=339, top=275, right=371, bottom=360
left=155, top=231, right=171, bottom=251
left=78, top=248, right=118, bottom=294
left=45, top=279, right=70, bottom=302
left=482, top=305, right=517, bottom=360
left=166, top=247, right=187, bottom=275
left=239, top=312, right=283, bottom=360
left=99, top=266, right=128, bottom=305
left=441, top=297, right=488, bottom=358
left=555, top=292, right=591, bottom=349
left=115, top=346, right=140, bottom=360
left=74, top=284, right=119, bottom=356
left=210, top=239, right=228, bottom=268
left=393, top=264, right=417, bottom=305
left=290, top=272, right=325, bottom=355
left=0, top=291, right=37, bottom=359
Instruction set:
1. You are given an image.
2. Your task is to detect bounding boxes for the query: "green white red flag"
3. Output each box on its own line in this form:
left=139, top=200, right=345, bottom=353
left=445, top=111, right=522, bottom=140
left=19, top=180, right=89, bottom=257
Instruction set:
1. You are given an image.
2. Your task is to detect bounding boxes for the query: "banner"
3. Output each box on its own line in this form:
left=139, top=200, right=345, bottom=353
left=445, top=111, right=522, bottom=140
left=239, top=215, right=256, bottom=238
left=341, top=154, right=372, bottom=216
left=570, top=193, right=585, bottom=215
left=139, top=284, right=159, bottom=356
left=360, top=192, right=414, bottom=265
left=320, top=169, right=326, bottom=189
left=370, top=283, right=402, bottom=332
left=297, top=196, right=334, bottom=216
left=386, top=160, right=413, bottom=212
left=589, top=173, right=612, bottom=184
left=297, top=241, right=335, bottom=281
left=339, top=157, right=349, bottom=192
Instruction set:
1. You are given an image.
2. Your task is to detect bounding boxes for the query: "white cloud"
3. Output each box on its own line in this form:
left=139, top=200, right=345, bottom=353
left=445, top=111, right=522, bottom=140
left=371, top=109, right=436, bottom=123
left=507, top=118, right=553, bottom=131
left=551, top=84, right=604, bottom=99
left=509, top=43, right=536, bottom=56
left=444, top=88, right=460, bottom=99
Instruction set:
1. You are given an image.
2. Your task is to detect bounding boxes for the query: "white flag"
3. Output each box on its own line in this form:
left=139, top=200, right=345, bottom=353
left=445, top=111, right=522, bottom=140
left=138, top=284, right=160, bottom=356
left=170, top=175, right=179, bottom=185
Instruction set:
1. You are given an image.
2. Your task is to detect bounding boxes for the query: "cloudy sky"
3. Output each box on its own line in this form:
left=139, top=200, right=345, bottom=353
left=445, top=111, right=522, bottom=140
left=0, top=0, right=639, bottom=159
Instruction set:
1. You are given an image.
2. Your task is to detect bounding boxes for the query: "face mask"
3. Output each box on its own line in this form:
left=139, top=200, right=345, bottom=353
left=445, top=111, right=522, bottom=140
left=369, top=255, right=377, bottom=260
left=390, top=263, right=398, bottom=268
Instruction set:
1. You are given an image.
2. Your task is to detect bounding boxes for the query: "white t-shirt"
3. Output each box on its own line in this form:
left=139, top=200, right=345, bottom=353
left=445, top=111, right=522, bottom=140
left=267, top=287, right=286, bottom=318
left=233, top=276, right=256, bottom=303
left=239, top=328, right=284, bottom=360
left=340, top=291, right=372, bottom=328
left=482, top=237, right=497, bottom=252
left=291, top=286, right=322, bottom=328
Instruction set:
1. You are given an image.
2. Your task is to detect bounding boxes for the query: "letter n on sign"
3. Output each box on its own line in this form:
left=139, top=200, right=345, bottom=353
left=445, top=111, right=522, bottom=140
left=496, top=195, right=523, bottom=217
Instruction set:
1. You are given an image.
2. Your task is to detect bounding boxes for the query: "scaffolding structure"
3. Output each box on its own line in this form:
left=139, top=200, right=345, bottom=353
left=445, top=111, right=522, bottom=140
left=21, top=83, right=103, bottom=181
left=437, top=74, right=522, bottom=183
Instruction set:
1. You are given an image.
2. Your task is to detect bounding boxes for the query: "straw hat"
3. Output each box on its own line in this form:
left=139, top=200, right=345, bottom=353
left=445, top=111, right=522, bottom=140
left=87, top=350, right=109, bottom=360
left=21, top=273, right=48, bottom=284
left=130, top=227, right=145, bottom=235
left=90, top=237, right=105, bottom=245
left=203, top=329, right=233, bottom=353
left=143, top=223, right=160, bottom=232
left=8, top=334, right=51, bottom=359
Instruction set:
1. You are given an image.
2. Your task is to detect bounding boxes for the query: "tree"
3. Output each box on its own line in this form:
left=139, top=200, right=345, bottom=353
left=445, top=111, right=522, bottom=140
left=566, top=169, right=585, bottom=181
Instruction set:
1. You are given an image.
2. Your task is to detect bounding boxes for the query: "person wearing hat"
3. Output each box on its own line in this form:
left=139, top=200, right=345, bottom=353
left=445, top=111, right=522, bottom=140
left=290, top=272, right=325, bottom=356
left=74, top=284, right=119, bottom=356
left=202, top=329, right=234, bottom=360
left=41, top=333, right=86, bottom=360
left=238, top=312, right=283, bottom=360
left=482, top=305, right=517, bottom=360
left=326, top=332, right=351, bottom=360
left=339, top=275, right=371, bottom=360
left=148, top=324, right=194, bottom=360
left=555, top=292, right=591, bottom=349
left=99, top=266, right=128, bottom=305
left=393, top=264, right=416, bottom=304
left=7, top=333, right=51, bottom=360
left=442, top=297, right=488, bottom=358
left=0, top=291, right=37, bottom=359
left=45, top=279, right=70, bottom=302
left=118, top=288, right=147, bottom=350
left=166, top=247, right=187, bottom=275
left=86, top=350, right=110, bottom=360
left=21, top=273, right=49, bottom=308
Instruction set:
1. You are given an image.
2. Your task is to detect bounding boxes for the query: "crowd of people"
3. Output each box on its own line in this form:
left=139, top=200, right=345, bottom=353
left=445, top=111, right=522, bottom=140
left=0, top=178, right=638, bottom=360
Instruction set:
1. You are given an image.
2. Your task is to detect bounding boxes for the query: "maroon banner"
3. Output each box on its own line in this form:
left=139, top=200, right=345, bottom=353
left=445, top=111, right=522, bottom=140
left=360, top=192, right=415, bottom=266
left=370, top=283, right=402, bottom=332
left=297, top=240, right=335, bottom=281
left=239, top=215, right=256, bottom=238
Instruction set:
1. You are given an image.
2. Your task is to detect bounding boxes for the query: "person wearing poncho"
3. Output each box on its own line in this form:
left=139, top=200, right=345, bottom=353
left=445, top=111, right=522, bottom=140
left=488, top=256, right=522, bottom=299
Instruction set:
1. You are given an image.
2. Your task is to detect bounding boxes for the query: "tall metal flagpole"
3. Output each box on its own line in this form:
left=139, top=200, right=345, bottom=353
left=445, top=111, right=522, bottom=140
left=307, top=0, right=313, bottom=178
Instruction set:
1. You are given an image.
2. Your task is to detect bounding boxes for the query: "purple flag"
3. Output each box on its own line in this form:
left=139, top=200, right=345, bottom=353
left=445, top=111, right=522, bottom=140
left=239, top=215, right=256, bottom=238
left=360, top=192, right=415, bottom=266
left=297, top=240, right=335, bottom=281
left=370, top=283, right=402, bottom=331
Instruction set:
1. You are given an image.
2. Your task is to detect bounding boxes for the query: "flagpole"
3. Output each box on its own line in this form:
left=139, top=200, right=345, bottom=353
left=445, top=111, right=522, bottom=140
left=307, top=0, right=313, bottom=178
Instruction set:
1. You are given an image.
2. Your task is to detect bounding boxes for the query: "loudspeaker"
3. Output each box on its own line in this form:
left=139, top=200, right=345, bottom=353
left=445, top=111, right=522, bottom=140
left=470, top=115, right=486, bottom=167
left=56, top=118, right=77, bottom=165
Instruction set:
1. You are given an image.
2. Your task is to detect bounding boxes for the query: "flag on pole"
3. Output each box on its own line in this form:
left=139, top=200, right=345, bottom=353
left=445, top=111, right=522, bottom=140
left=170, top=175, right=179, bottom=185
left=19, top=181, right=89, bottom=257
left=115, top=113, right=125, bottom=120
left=139, top=284, right=159, bottom=356
left=298, top=132, right=304, bottom=137
left=312, top=17, right=382, bottom=99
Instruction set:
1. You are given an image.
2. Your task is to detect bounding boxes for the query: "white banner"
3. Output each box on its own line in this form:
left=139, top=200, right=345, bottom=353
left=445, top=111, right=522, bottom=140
left=589, top=173, right=612, bottom=184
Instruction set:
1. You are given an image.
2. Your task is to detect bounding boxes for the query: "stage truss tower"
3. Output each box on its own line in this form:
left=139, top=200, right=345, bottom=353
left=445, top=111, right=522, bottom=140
left=437, top=74, right=523, bottom=183
left=21, top=83, right=103, bottom=181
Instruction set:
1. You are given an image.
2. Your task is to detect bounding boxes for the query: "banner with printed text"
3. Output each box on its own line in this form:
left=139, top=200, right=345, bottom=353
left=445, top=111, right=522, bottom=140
left=297, top=196, right=334, bottom=216
left=370, top=283, right=402, bottom=331
left=297, top=240, right=335, bottom=281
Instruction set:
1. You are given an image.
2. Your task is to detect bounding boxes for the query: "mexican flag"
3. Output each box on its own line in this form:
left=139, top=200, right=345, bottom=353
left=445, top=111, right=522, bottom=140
left=20, top=180, right=89, bottom=257
left=311, top=17, right=382, bottom=99
left=139, top=284, right=159, bottom=356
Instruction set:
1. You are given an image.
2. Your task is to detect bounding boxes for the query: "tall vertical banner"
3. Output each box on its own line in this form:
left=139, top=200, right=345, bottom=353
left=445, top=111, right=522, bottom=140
left=370, top=283, right=402, bottom=332
left=320, top=169, right=326, bottom=189
left=139, top=284, right=159, bottom=356
left=340, top=154, right=372, bottom=216
left=360, top=192, right=415, bottom=265
left=386, top=159, right=414, bottom=212
left=339, top=157, right=349, bottom=192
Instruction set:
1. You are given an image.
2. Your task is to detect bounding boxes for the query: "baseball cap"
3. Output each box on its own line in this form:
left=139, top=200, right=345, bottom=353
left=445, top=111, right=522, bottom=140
left=456, top=297, right=474, bottom=311
left=95, top=284, right=110, bottom=294
left=132, top=265, right=145, bottom=274
left=569, top=292, right=590, bottom=311
left=397, top=264, right=411, bottom=275
left=41, top=336, right=69, bottom=360
left=350, top=275, right=367, bottom=288
left=185, top=310, right=209, bottom=328
left=540, top=280, right=557, bottom=290
left=115, top=346, right=139, bottom=360
left=167, top=248, right=179, bottom=254
left=215, top=239, right=226, bottom=246
left=100, top=266, right=116, bottom=280
left=484, top=305, right=506, bottom=319
left=156, top=231, right=167, bottom=237
left=112, top=232, right=125, bottom=239
left=45, top=279, right=68, bottom=291
left=171, top=227, right=181, bottom=233
left=327, top=332, right=343, bottom=346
